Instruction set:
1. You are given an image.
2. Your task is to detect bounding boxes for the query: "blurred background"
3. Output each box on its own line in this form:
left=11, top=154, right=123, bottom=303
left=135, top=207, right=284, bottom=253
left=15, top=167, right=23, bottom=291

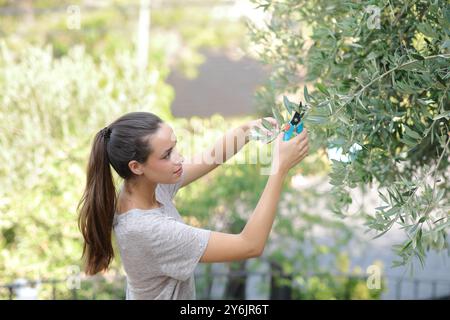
left=0, top=0, right=449, bottom=300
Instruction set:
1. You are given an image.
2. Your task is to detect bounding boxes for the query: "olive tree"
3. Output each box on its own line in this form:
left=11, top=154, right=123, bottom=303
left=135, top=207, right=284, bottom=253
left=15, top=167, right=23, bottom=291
left=247, top=0, right=450, bottom=269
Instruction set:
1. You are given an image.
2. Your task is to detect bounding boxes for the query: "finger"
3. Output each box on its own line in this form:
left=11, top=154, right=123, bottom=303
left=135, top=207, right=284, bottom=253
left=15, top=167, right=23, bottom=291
left=265, top=117, right=278, bottom=125
left=297, top=139, right=309, bottom=152
left=299, top=143, right=309, bottom=150
left=296, top=149, right=308, bottom=163
left=299, top=144, right=309, bottom=155
left=300, top=149, right=308, bottom=160
left=298, top=144, right=309, bottom=155
left=257, top=124, right=274, bottom=137
left=293, top=128, right=307, bottom=144
left=299, top=136, right=309, bottom=147
left=301, top=127, right=308, bottom=137
left=265, top=117, right=279, bottom=129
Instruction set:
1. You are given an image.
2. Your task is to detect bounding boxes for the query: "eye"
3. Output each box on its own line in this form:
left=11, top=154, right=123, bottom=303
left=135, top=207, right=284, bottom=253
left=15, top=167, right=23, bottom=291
left=163, top=151, right=172, bottom=159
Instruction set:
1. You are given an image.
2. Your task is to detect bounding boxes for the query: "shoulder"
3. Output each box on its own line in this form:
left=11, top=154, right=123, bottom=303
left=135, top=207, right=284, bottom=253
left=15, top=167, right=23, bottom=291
left=114, top=209, right=167, bottom=233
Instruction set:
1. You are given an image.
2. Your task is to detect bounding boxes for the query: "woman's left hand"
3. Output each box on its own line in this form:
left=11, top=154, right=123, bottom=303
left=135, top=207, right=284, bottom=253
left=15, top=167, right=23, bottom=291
left=245, top=117, right=280, bottom=141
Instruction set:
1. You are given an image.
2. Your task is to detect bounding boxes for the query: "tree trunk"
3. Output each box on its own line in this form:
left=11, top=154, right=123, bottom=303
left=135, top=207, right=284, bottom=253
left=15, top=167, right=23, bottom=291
left=269, top=260, right=292, bottom=300
left=223, top=261, right=247, bottom=299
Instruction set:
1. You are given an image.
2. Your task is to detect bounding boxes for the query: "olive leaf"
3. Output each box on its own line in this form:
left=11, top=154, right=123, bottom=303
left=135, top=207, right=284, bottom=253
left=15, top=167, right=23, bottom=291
left=283, top=95, right=296, bottom=115
left=271, top=106, right=285, bottom=127
left=316, top=83, right=330, bottom=96
left=304, top=85, right=311, bottom=104
left=261, top=118, right=274, bottom=131
left=404, top=125, right=422, bottom=141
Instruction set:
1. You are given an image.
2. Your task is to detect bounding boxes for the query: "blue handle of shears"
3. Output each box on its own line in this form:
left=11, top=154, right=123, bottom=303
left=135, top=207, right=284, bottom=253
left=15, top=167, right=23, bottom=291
left=283, top=121, right=304, bottom=141
left=283, top=125, right=295, bottom=141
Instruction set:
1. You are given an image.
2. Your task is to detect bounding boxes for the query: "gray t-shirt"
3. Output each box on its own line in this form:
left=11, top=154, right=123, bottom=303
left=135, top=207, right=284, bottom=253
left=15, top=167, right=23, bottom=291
left=113, top=171, right=211, bottom=300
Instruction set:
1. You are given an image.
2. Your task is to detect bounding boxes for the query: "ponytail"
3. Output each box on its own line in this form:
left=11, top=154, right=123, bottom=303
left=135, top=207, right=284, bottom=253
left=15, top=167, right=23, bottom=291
left=77, top=112, right=163, bottom=275
left=78, top=127, right=116, bottom=275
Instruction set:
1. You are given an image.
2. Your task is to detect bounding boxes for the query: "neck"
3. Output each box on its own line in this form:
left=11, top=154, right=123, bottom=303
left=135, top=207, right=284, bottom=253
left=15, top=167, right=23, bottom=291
left=119, top=177, right=160, bottom=211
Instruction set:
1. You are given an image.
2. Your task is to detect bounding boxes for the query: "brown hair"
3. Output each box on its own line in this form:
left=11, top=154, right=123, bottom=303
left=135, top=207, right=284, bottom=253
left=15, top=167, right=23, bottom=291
left=77, top=112, right=163, bottom=275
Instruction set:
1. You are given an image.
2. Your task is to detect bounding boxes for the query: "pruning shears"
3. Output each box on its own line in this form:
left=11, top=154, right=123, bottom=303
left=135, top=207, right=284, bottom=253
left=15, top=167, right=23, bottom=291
left=283, top=102, right=306, bottom=141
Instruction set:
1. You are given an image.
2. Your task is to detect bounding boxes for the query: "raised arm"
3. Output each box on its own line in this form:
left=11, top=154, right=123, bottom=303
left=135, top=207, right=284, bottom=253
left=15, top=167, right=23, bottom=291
left=199, top=169, right=287, bottom=262
left=180, top=122, right=250, bottom=188
left=200, top=129, right=309, bottom=263
left=180, top=117, right=279, bottom=188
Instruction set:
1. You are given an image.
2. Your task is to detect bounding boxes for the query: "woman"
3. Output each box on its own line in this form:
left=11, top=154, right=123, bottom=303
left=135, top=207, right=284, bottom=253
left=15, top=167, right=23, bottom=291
left=78, top=111, right=309, bottom=299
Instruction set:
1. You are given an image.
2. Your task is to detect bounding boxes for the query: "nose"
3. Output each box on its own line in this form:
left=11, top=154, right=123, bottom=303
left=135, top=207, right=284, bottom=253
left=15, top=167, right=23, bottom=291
left=174, top=151, right=184, bottom=165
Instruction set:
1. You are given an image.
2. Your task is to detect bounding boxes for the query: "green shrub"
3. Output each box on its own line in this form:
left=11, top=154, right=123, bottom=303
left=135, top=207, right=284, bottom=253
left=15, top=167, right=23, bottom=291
left=0, top=41, right=173, bottom=283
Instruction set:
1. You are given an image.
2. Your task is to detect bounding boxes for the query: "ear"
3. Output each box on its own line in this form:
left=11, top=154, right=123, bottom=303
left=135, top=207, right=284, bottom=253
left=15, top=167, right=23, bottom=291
left=128, top=160, right=144, bottom=176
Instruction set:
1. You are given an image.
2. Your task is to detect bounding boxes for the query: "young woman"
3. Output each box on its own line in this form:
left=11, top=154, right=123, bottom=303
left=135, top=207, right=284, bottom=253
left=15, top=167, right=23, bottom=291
left=78, top=111, right=309, bottom=299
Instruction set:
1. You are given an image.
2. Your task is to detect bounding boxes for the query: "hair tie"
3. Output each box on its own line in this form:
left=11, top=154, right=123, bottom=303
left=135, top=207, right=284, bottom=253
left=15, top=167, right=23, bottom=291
left=101, top=127, right=112, bottom=140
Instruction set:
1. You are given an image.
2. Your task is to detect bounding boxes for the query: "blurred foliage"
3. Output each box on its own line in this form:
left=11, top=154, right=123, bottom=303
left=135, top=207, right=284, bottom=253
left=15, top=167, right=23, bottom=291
left=0, top=40, right=173, bottom=283
left=0, top=276, right=126, bottom=300
left=287, top=255, right=385, bottom=300
left=248, top=0, right=450, bottom=271
left=0, top=0, right=249, bottom=77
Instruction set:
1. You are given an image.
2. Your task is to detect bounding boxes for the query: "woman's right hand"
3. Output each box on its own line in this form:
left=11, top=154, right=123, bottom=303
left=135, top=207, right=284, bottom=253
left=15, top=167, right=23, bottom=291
left=272, top=127, right=309, bottom=175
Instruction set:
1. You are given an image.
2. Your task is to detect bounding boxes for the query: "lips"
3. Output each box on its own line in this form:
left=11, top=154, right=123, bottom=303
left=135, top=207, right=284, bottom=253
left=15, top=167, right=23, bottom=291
left=174, top=167, right=183, bottom=174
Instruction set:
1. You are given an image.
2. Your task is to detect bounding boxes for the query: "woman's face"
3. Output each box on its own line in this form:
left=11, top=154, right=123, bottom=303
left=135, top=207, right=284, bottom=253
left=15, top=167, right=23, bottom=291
left=128, top=122, right=184, bottom=184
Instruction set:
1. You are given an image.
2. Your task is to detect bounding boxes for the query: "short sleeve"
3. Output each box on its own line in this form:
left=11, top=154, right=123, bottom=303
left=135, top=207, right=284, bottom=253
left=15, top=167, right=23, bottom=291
left=158, top=167, right=186, bottom=200
left=151, top=216, right=211, bottom=281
